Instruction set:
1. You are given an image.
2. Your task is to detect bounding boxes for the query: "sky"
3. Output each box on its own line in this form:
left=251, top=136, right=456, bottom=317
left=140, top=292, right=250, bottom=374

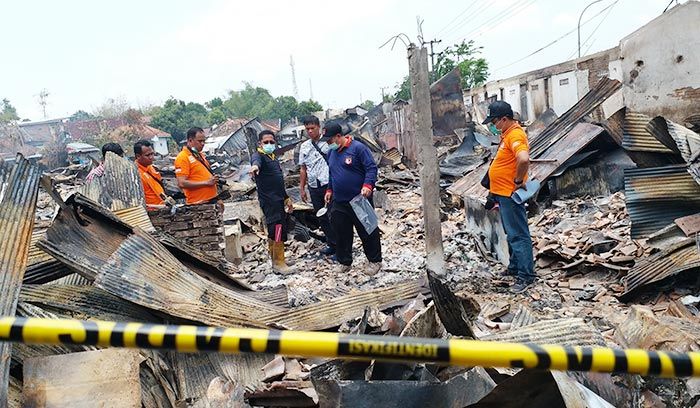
left=0, top=0, right=681, bottom=121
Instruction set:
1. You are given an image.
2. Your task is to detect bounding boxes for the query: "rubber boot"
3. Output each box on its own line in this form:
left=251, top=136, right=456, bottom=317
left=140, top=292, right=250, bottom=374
left=270, top=240, right=293, bottom=275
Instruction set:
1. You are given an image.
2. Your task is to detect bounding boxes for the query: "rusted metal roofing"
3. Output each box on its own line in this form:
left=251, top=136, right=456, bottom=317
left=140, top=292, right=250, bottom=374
left=529, top=123, right=604, bottom=182
left=113, top=205, right=155, bottom=233
left=448, top=123, right=605, bottom=199
left=39, top=194, right=279, bottom=328
left=482, top=318, right=605, bottom=346
left=80, top=152, right=150, bottom=219
left=530, top=78, right=621, bottom=158
left=19, top=284, right=161, bottom=322
left=624, top=165, right=700, bottom=237
left=430, top=67, right=468, bottom=137
left=647, top=116, right=700, bottom=163
left=675, top=213, right=700, bottom=236
left=620, top=238, right=700, bottom=301
left=23, top=228, right=72, bottom=284
left=0, top=154, right=40, bottom=401
left=38, top=194, right=134, bottom=281
left=260, top=281, right=426, bottom=331
left=381, top=148, right=402, bottom=167
left=94, top=229, right=279, bottom=328
left=622, top=112, right=674, bottom=152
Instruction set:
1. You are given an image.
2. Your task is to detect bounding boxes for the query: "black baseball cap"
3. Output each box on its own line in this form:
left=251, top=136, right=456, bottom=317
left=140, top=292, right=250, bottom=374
left=482, top=101, right=514, bottom=124
left=323, top=123, right=343, bottom=139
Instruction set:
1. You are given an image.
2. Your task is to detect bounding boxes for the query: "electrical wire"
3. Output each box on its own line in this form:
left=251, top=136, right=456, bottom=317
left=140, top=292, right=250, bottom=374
left=434, top=0, right=480, bottom=36
left=490, top=0, right=619, bottom=74
left=455, top=0, right=539, bottom=43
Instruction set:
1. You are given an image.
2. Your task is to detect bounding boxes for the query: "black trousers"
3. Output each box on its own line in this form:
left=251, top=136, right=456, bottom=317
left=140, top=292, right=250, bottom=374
left=309, top=185, right=337, bottom=248
left=330, top=201, right=382, bottom=266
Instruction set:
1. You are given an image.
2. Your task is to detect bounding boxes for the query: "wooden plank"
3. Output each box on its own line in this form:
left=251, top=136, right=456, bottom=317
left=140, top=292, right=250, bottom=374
left=23, top=349, right=143, bottom=408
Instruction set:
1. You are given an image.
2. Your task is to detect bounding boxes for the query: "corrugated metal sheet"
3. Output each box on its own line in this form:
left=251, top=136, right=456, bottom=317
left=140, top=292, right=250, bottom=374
left=23, top=228, right=73, bottom=284
left=52, top=273, right=91, bottom=285
left=80, top=151, right=150, bottom=217
left=0, top=154, right=40, bottom=401
left=529, top=123, right=604, bottom=182
left=622, top=112, right=674, bottom=152
left=113, top=205, right=155, bottom=233
left=38, top=194, right=135, bottom=281
left=530, top=78, right=621, bottom=158
left=260, top=281, right=425, bottom=331
left=94, top=230, right=279, bottom=328
left=482, top=318, right=605, bottom=347
left=156, top=232, right=253, bottom=292
left=624, top=165, right=700, bottom=237
left=39, top=194, right=278, bottom=328
left=510, top=304, right=537, bottom=330
left=647, top=116, right=700, bottom=163
left=620, top=238, right=700, bottom=301
left=448, top=123, right=604, bottom=199
left=19, top=284, right=161, bottom=322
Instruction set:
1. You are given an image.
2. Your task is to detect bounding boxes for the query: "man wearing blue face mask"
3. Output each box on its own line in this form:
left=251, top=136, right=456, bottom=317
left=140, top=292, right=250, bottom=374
left=250, top=130, right=295, bottom=274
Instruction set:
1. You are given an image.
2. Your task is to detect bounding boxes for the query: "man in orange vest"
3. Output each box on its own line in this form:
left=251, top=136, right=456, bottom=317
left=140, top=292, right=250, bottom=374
left=483, top=101, right=535, bottom=294
left=134, top=139, right=172, bottom=210
left=174, top=127, right=219, bottom=205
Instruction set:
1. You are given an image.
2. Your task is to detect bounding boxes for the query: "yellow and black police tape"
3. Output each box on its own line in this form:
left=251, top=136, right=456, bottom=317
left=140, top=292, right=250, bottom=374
left=1, top=316, right=699, bottom=378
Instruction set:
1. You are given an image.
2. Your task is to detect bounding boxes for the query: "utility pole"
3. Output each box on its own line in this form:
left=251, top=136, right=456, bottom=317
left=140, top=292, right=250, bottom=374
left=408, top=44, right=445, bottom=275
left=37, top=89, right=49, bottom=119
left=578, top=0, right=603, bottom=59
left=422, top=38, right=442, bottom=79
left=380, top=86, right=389, bottom=102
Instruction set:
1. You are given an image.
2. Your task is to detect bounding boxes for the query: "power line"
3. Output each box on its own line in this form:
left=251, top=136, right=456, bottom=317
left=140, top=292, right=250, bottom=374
left=566, top=0, right=619, bottom=60
left=440, top=1, right=497, bottom=41
left=491, top=0, right=619, bottom=74
left=434, top=0, right=480, bottom=36
left=452, top=0, right=538, bottom=44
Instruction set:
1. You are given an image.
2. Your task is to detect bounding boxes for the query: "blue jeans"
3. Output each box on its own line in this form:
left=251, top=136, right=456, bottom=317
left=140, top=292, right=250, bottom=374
left=494, top=195, right=535, bottom=283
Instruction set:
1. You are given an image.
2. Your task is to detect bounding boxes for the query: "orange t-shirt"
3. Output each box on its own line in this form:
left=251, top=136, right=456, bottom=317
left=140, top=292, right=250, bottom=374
left=174, top=147, right=218, bottom=204
left=488, top=124, right=529, bottom=197
left=137, top=162, right=165, bottom=206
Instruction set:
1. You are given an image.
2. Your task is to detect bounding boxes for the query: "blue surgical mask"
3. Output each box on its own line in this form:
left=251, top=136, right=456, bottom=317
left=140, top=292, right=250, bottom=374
left=488, top=123, right=502, bottom=136
left=328, top=143, right=340, bottom=150
left=262, top=144, right=275, bottom=154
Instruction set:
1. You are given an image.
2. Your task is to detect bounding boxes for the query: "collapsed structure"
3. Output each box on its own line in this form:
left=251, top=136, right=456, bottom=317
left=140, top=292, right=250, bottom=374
left=2, top=2, right=700, bottom=407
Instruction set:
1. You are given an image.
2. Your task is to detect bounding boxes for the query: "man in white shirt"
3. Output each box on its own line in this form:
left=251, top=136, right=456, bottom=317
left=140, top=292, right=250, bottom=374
left=299, top=115, right=337, bottom=256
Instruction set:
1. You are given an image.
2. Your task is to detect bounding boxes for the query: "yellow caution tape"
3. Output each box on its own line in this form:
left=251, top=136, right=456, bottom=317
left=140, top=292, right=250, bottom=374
left=1, top=317, right=698, bottom=377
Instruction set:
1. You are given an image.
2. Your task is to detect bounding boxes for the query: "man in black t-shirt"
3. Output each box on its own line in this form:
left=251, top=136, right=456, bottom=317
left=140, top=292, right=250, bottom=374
left=250, top=130, right=294, bottom=274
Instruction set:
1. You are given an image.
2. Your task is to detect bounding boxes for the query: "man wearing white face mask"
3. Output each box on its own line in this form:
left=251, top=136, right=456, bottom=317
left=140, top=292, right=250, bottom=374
left=482, top=100, right=535, bottom=294
left=250, top=130, right=295, bottom=274
left=323, top=123, right=382, bottom=276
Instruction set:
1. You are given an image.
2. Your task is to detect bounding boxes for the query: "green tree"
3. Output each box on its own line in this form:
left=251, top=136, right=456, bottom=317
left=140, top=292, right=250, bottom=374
left=360, top=100, right=376, bottom=110
left=297, top=100, right=323, bottom=116
left=223, top=83, right=276, bottom=119
left=271, top=96, right=299, bottom=121
left=205, top=97, right=224, bottom=110
left=394, top=76, right=411, bottom=101
left=393, top=40, right=489, bottom=100
left=150, top=97, right=209, bottom=142
left=207, top=108, right=226, bottom=125
left=433, top=40, right=489, bottom=89
left=68, top=110, right=94, bottom=122
left=0, top=98, right=19, bottom=123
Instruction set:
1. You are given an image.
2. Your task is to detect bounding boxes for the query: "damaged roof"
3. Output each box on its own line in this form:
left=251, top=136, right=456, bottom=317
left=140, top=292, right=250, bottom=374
left=260, top=281, right=426, bottom=331
left=624, top=165, right=700, bottom=237
left=620, top=238, right=700, bottom=300
left=529, top=78, right=621, bottom=158
left=0, top=154, right=41, bottom=401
